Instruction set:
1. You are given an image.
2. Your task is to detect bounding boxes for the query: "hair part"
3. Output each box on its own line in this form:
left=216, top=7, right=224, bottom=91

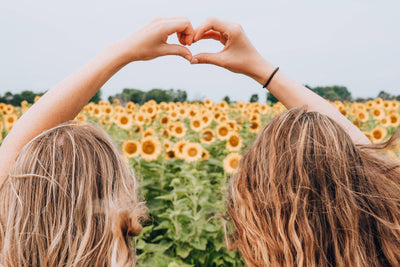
left=0, top=121, right=147, bottom=266
left=227, top=107, right=400, bottom=267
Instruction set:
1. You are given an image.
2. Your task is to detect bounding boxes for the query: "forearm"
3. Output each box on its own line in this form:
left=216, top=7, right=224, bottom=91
left=0, top=42, right=129, bottom=182
left=252, top=59, right=370, bottom=145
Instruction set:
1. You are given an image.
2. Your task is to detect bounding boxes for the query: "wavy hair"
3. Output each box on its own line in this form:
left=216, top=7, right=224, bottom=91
left=227, top=107, right=400, bottom=266
left=0, top=121, right=147, bottom=266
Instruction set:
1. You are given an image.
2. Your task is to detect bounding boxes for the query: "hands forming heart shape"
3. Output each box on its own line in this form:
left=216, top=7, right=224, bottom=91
left=119, top=17, right=275, bottom=85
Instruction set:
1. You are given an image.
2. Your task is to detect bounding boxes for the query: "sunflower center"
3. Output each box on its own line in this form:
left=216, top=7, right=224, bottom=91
left=193, top=121, right=200, bottom=127
left=229, top=136, right=239, bottom=146
left=373, top=131, right=382, bottom=139
left=229, top=159, right=239, bottom=169
left=143, top=142, right=155, bottom=154
left=120, top=117, right=128, bottom=124
left=188, top=148, right=198, bottom=157
left=176, top=127, right=183, bottom=134
left=126, top=143, right=137, bottom=154
left=219, top=127, right=228, bottom=136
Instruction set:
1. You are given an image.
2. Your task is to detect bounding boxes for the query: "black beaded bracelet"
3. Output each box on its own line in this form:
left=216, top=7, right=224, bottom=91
left=263, top=67, right=279, bottom=89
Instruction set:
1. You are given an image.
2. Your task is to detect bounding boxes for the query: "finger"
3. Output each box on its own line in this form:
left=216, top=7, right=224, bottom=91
left=190, top=52, right=223, bottom=65
left=201, top=30, right=227, bottom=45
left=193, top=17, right=231, bottom=42
left=160, top=44, right=193, bottom=61
left=163, top=18, right=195, bottom=45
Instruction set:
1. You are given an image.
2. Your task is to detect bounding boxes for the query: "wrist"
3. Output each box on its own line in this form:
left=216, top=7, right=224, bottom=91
left=247, top=58, right=276, bottom=85
left=104, top=40, right=140, bottom=66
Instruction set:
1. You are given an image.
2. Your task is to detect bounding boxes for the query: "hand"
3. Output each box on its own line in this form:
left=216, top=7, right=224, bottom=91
left=116, top=17, right=195, bottom=63
left=191, top=17, right=274, bottom=84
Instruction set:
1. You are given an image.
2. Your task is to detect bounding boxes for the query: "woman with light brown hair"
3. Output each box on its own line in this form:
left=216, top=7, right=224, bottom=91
left=0, top=17, right=196, bottom=266
left=189, top=18, right=400, bottom=266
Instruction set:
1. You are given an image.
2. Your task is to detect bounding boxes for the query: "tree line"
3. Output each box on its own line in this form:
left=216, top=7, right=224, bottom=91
left=0, top=86, right=399, bottom=106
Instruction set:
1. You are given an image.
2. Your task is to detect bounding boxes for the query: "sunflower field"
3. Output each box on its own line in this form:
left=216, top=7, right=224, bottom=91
left=0, top=98, right=400, bottom=266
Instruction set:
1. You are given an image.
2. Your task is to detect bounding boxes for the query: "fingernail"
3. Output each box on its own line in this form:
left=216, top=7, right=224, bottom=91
left=191, top=58, right=199, bottom=64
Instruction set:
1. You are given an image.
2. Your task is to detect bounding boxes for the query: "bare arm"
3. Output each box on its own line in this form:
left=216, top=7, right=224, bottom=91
left=0, top=17, right=195, bottom=185
left=190, top=17, right=370, bottom=145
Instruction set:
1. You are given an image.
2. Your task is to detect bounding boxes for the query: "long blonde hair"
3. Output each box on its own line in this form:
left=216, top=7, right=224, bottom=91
left=227, top=107, right=400, bottom=266
left=0, top=121, right=146, bottom=266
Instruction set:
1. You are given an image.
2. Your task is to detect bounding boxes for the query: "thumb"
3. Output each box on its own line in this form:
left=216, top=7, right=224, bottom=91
left=190, top=53, right=222, bottom=66
left=161, top=44, right=192, bottom=61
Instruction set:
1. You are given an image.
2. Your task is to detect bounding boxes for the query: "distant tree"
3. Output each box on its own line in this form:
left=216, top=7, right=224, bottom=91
left=170, top=89, right=187, bottom=102
left=377, top=90, right=395, bottom=100
left=266, top=92, right=279, bottom=104
left=223, top=95, right=231, bottom=104
left=0, top=90, right=44, bottom=106
left=305, top=85, right=352, bottom=102
left=89, top=89, right=102, bottom=104
left=249, top=94, right=259, bottom=103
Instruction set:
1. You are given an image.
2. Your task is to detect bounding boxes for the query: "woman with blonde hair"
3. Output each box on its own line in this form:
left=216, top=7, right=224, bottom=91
left=189, top=18, right=400, bottom=266
left=0, top=17, right=196, bottom=266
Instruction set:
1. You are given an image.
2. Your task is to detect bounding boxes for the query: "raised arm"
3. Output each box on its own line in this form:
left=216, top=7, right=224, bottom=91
left=190, top=17, right=370, bottom=145
left=0, top=17, right=195, bottom=185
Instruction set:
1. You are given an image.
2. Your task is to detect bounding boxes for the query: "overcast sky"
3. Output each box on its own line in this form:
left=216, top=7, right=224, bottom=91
left=1, top=0, right=399, bottom=102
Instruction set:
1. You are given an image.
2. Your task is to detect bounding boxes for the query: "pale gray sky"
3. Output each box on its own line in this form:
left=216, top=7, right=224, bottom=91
left=1, top=0, right=399, bottom=102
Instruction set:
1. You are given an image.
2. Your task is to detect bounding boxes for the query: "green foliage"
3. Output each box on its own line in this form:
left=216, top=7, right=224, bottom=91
left=266, top=92, right=279, bottom=104
left=110, top=88, right=188, bottom=105
left=249, top=94, right=259, bottom=103
left=377, top=90, right=397, bottom=100
left=89, top=89, right=102, bottom=104
left=305, top=85, right=352, bottom=102
left=0, top=90, right=44, bottom=106
left=223, top=96, right=231, bottom=104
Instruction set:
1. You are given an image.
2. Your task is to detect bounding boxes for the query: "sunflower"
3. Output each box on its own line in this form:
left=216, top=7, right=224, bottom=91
left=201, top=113, right=212, bottom=128
left=140, top=137, right=161, bottom=161
left=126, top=101, right=136, bottom=110
left=200, top=129, right=216, bottom=144
left=133, top=124, right=143, bottom=135
left=182, top=142, right=203, bottom=163
left=161, top=128, right=171, bottom=139
left=135, top=112, right=147, bottom=125
left=174, top=139, right=189, bottom=159
left=102, top=106, right=114, bottom=116
left=74, top=114, right=87, bottom=122
left=190, top=118, right=203, bottom=132
left=374, top=97, right=383, bottom=107
left=160, top=115, right=170, bottom=125
left=226, top=133, right=243, bottom=152
left=389, top=113, right=400, bottom=127
left=371, top=127, right=387, bottom=143
left=93, top=106, right=101, bottom=117
left=372, top=108, right=384, bottom=120
left=163, top=140, right=172, bottom=151
left=178, top=107, right=187, bottom=118
left=116, top=114, right=132, bottom=130
left=201, top=149, right=210, bottom=161
left=356, top=110, right=369, bottom=123
left=4, top=114, right=18, bottom=125
left=172, top=122, right=186, bottom=138
left=216, top=123, right=231, bottom=140
left=143, top=128, right=155, bottom=138
left=223, top=153, right=242, bottom=174
left=249, top=120, right=261, bottom=133
left=204, top=98, right=213, bottom=107
left=365, top=100, right=374, bottom=109
left=164, top=149, right=176, bottom=160
left=122, top=140, right=140, bottom=158
left=34, top=96, right=41, bottom=102
left=170, top=111, right=179, bottom=121
left=188, top=108, right=198, bottom=118
left=380, top=117, right=390, bottom=127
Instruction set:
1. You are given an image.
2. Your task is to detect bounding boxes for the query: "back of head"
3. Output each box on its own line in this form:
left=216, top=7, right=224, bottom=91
left=227, top=107, right=400, bottom=267
left=0, top=121, right=146, bottom=267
